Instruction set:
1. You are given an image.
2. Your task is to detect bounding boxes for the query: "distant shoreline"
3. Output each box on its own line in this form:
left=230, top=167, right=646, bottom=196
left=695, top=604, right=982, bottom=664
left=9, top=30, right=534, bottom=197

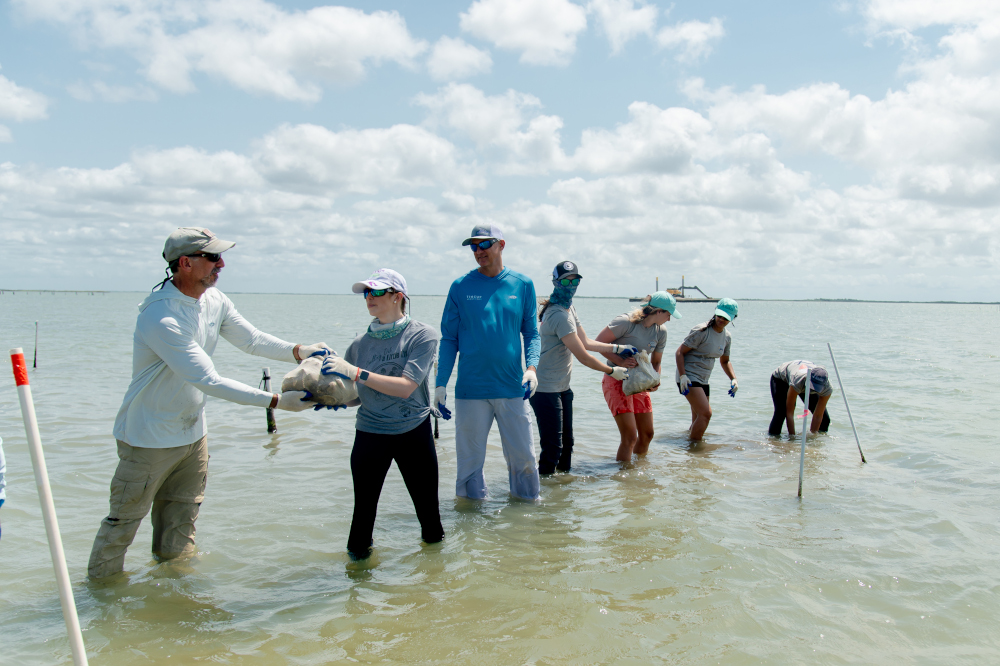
left=2, top=289, right=997, bottom=305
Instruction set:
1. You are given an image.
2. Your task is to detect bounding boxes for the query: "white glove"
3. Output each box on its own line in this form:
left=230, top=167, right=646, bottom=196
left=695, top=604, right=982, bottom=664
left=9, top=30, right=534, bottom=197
left=296, top=342, right=333, bottom=361
left=522, top=369, right=538, bottom=399
left=728, top=378, right=739, bottom=397
left=609, top=366, right=629, bottom=381
left=276, top=390, right=315, bottom=412
left=321, top=356, right=360, bottom=381
left=679, top=374, right=692, bottom=395
left=612, top=344, right=639, bottom=359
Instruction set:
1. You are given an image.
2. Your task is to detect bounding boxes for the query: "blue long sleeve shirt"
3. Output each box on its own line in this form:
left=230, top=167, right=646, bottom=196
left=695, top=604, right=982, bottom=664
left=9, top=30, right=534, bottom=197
left=436, top=267, right=541, bottom=399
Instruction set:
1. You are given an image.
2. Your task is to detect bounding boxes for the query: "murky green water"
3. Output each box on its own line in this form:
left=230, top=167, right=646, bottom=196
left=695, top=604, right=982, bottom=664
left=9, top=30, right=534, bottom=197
left=1, top=292, right=998, bottom=664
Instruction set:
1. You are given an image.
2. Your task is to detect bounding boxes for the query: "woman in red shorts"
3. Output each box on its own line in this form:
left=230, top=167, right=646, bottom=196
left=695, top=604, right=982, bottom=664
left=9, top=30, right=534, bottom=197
left=595, top=292, right=680, bottom=462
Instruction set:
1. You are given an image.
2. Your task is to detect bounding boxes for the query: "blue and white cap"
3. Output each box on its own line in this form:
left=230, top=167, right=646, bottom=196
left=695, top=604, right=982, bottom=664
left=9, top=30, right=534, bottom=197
left=351, top=268, right=408, bottom=298
left=461, top=222, right=504, bottom=246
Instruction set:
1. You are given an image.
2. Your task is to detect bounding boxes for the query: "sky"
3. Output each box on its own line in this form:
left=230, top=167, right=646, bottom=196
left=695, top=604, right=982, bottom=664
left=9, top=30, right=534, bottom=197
left=1, top=0, right=999, bottom=300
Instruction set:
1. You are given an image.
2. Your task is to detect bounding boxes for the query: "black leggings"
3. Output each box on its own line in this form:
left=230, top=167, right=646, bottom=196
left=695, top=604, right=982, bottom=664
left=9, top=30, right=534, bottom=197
left=528, top=389, right=574, bottom=474
left=348, top=417, right=444, bottom=556
left=769, top=376, right=831, bottom=436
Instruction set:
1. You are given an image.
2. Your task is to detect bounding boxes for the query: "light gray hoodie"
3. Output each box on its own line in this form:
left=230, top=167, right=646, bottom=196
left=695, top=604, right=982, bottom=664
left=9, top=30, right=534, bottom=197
left=113, top=281, right=296, bottom=448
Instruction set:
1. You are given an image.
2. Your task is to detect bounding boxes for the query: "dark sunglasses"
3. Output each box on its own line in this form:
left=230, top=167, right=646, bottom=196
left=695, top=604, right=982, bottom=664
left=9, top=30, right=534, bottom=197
left=187, top=252, right=222, bottom=262
left=468, top=239, right=498, bottom=252
left=363, top=287, right=396, bottom=298
left=557, top=277, right=581, bottom=286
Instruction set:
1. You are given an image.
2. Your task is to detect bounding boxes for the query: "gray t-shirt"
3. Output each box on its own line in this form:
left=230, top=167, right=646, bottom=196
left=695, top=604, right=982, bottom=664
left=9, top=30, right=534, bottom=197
left=344, top=320, right=439, bottom=435
left=676, top=323, right=732, bottom=384
left=773, top=361, right=833, bottom=397
left=536, top=304, right=582, bottom=393
left=606, top=313, right=667, bottom=359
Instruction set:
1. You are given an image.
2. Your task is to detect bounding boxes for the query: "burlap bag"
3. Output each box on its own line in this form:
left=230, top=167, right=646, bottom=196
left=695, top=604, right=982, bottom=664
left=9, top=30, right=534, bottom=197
left=281, top=356, right=358, bottom=406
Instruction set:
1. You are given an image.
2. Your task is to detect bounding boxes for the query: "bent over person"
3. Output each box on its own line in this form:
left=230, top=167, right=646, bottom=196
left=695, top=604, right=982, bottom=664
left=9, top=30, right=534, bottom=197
left=435, top=223, right=542, bottom=500
left=88, top=227, right=327, bottom=579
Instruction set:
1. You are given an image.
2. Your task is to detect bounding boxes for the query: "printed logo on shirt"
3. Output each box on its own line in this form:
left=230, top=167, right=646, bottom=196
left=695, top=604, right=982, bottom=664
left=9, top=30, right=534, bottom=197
left=509, top=295, right=517, bottom=299
left=467, top=295, right=482, bottom=300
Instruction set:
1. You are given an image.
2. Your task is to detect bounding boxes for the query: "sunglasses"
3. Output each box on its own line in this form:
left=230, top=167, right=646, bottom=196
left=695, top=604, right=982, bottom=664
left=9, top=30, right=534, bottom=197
left=363, top=287, right=396, bottom=298
left=187, top=252, right=222, bottom=262
left=468, top=239, right=498, bottom=252
left=557, top=277, right=581, bottom=286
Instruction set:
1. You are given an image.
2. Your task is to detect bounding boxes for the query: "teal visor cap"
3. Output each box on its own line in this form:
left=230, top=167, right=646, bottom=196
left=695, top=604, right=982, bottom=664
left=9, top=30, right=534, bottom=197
left=647, top=291, right=680, bottom=317
left=714, top=298, right=739, bottom=321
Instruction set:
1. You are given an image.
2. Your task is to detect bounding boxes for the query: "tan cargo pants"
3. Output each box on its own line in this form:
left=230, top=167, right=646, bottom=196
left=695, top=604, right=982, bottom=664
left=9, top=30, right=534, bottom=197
left=88, top=436, right=208, bottom=579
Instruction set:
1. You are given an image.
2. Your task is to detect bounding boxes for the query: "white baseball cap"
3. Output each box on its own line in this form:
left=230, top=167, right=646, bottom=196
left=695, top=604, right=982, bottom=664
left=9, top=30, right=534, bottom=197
left=351, top=268, right=408, bottom=298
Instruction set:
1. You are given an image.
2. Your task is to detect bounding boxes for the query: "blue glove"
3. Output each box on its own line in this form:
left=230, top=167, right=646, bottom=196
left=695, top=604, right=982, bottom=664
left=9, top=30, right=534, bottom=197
left=728, top=378, right=739, bottom=398
left=435, top=387, right=452, bottom=420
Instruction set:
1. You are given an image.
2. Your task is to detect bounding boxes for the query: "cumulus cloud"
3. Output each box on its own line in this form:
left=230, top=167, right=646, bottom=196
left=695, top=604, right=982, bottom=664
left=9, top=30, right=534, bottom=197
left=253, top=123, right=483, bottom=193
left=587, top=0, right=657, bottom=54
left=459, top=0, right=588, bottom=66
left=0, top=66, right=49, bottom=122
left=416, top=83, right=570, bottom=174
left=427, top=37, right=493, bottom=81
left=656, top=18, right=725, bottom=63
left=12, top=0, right=426, bottom=101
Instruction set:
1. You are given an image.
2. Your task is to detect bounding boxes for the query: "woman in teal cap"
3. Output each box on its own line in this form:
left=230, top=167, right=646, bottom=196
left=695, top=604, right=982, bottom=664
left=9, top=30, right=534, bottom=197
left=596, top=291, right=680, bottom=462
left=674, top=298, right=739, bottom=440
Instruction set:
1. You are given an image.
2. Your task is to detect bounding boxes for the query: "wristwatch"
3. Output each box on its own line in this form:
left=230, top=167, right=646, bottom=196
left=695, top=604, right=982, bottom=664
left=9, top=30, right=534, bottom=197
left=358, top=369, right=370, bottom=383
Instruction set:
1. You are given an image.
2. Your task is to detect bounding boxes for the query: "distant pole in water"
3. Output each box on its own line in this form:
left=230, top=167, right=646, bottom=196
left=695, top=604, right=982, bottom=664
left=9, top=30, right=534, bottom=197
left=827, top=343, right=866, bottom=463
left=9, top=348, right=89, bottom=666
left=33, top=321, right=38, bottom=368
left=262, top=368, right=277, bottom=434
left=656, top=276, right=659, bottom=292
left=798, top=368, right=810, bottom=498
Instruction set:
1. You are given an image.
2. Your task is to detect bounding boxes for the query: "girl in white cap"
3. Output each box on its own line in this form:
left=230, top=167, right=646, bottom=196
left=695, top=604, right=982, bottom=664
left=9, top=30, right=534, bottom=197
left=675, top=298, right=739, bottom=440
left=595, top=291, right=680, bottom=462
left=530, top=261, right=632, bottom=474
left=320, top=269, right=444, bottom=560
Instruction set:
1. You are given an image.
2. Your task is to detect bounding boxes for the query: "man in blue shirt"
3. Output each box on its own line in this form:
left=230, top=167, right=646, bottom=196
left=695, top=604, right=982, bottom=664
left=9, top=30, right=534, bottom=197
left=436, top=223, right=542, bottom=500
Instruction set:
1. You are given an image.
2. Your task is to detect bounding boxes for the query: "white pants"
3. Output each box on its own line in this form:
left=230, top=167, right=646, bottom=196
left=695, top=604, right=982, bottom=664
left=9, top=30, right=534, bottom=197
left=455, top=398, right=539, bottom=500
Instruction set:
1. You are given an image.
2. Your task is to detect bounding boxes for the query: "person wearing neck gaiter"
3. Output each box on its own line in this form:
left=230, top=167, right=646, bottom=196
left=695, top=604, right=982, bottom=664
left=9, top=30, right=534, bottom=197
left=321, top=268, right=444, bottom=560
left=530, top=262, right=636, bottom=474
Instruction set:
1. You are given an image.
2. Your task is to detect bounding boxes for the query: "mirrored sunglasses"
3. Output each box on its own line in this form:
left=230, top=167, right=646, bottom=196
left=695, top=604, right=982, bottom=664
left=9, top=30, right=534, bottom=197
left=558, top=278, right=581, bottom=286
left=468, top=239, right=498, bottom=252
left=363, top=287, right=395, bottom=298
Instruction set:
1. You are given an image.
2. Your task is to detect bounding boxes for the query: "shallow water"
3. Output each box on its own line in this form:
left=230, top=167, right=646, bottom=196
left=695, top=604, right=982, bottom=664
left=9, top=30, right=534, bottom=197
left=1, top=292, right=998, bottom=664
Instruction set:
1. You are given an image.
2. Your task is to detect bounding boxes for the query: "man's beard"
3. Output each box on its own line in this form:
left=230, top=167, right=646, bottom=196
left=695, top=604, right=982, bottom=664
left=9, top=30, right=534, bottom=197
left=200, top=270, right=220, bottom=289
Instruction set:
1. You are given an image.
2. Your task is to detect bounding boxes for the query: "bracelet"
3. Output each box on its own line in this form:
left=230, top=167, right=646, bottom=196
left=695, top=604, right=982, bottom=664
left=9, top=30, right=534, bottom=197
left=269, top=394, right=279, bottom=409
left=293, top=344, right=301, bottom=362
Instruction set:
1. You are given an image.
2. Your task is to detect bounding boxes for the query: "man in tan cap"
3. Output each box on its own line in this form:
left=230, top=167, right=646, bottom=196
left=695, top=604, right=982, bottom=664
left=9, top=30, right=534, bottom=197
left=88, top=227, right=328, bottom=578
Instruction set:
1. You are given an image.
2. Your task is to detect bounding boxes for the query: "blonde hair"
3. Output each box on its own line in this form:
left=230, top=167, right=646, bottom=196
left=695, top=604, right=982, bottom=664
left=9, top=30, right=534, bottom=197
left=628, top=295, right=662, bottom=323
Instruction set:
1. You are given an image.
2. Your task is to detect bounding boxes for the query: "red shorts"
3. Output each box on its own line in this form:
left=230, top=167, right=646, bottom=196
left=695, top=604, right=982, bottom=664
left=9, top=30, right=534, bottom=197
left=602, top=374, right=652, bottom=417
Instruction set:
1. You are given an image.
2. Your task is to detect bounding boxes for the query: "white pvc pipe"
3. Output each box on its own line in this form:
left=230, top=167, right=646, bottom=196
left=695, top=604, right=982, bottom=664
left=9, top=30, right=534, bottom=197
left=9, top=348, right=89, bottom=666
left=797, top=368, right=810, bottom=498
left=827, top=343, right=866, bottom=463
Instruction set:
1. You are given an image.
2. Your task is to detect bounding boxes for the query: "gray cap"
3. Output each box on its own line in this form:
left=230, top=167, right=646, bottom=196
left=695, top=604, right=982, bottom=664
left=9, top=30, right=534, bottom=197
left=809, top=366, right=829, bottom=391
left=162, top=227, right=236, bottom=263
left=461, top=222, right=504, bottom=246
